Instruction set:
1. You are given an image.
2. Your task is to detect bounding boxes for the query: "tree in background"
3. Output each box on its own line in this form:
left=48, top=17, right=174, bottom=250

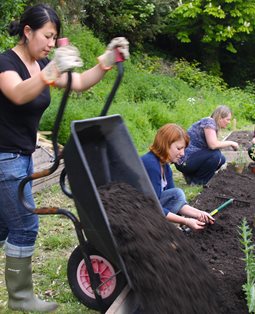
left=0, top=0, right=28, bottom=52
left=1, top=0, right=255, bottom=86
left=30, top=0, right=87, bottom=25
left=0, top=0, right=87, bottom=51
left=82, top=0, right=176, bottom=48
left=165, top=0, right=255, bottom=76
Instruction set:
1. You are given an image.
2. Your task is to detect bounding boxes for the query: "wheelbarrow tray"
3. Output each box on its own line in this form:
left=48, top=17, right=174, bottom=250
left=63, top=114, right=162, bottom=288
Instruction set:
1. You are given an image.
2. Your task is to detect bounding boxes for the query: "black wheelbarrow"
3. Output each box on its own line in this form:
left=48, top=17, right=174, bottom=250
left=19, top=48, right=162, bottom=313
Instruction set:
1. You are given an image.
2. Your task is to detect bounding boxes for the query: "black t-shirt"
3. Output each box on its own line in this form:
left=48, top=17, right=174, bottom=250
left=0, top=49, right=50, bottom=154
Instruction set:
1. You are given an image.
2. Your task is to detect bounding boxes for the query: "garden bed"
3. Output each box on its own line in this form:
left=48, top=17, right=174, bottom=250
left=221, top=130, right=254, bottom=163
left=187, top=130, right=255, bottom=314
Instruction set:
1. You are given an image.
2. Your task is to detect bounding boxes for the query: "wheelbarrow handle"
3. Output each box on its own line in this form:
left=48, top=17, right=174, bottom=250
left=100, top=48, right=124, bottom=116
left=115, top=47, right=125, bottom=62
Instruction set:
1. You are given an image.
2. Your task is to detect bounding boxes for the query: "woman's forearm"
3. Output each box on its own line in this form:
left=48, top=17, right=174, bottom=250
left=166, top=212, right=187, bottom=225
left=57, top=64, right=107, bottom=92
left=179, top=204, right=200, bottom=218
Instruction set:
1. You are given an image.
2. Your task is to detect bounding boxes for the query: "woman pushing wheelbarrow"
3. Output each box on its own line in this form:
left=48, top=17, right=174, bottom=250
left=0, top=3, right=129, bottom=312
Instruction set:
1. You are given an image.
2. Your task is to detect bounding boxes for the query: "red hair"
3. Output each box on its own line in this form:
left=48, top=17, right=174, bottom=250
left=150, top=123, right=189, bottom=163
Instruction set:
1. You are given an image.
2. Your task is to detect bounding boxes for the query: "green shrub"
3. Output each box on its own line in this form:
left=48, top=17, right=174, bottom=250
left=40, top=90, right=103, bottom=144
left=0, top=0, right=28, bottom=52
left=64, top=24, right=105, bottom=69
left=171, top=59, right=228, bottom=92
left=221, top=87, right=255, bottom=127
left=107, top=100, right=155, bottom=154
left=134, top=100, right=172, bottom=131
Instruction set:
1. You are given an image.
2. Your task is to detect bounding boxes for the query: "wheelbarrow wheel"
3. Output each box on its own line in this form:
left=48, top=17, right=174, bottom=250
left=67, top=244, right=127, bottom=311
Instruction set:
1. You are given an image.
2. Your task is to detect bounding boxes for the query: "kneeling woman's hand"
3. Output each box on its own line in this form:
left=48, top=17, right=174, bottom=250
left=185, top=218, right=206, bottom=231
left=197, top=211, right=215, bottom=224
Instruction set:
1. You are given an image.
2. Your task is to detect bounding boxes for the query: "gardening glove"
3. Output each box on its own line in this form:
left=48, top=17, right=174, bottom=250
left=97, top=37, right=129, bottom=70
left=41, top=45, right=83, bottom=85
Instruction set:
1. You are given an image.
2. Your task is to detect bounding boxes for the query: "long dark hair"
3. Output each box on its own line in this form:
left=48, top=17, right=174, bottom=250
left=8, top=4, right=61, bottom=42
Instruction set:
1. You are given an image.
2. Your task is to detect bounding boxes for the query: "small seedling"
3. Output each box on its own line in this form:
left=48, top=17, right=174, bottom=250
left=234, top=145, right=246, bottom=165
left=232, top=145, right=246, bottom=173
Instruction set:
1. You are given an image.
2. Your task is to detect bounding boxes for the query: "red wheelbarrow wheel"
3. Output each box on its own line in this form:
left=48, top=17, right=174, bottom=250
left=67, top=244, right=127, bottom=311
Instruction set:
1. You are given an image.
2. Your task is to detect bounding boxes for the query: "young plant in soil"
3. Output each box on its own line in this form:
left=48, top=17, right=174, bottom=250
left=232, top=145, right=246, bottom=174
left=239, top=218, right=255, bottom=313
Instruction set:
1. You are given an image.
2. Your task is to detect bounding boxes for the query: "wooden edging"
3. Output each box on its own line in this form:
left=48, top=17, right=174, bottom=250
left=32, top=143, right=64, bottom=194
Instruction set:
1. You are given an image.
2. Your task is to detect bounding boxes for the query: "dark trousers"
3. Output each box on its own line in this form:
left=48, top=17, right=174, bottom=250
left=175, top=149, right=226, bottom=185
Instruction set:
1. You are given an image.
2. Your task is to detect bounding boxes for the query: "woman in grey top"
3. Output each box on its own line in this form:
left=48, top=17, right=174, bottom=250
left=175, top=105, right=238, bottom=185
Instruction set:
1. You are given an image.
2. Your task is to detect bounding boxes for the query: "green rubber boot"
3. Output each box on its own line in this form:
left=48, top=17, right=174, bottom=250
left=5, top=256, right=58, bottom=313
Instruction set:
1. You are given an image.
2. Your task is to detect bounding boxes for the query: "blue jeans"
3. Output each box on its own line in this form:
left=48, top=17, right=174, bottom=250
left=176, top=149, right=226, bottom=185
left=160, top=188, right=187, bottom=216
left=0, top=153, right=38, bottom=257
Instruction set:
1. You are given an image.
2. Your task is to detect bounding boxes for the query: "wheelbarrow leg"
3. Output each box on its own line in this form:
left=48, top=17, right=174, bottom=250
left=73, top=220, right=108, bottom=313
left=57, top=209, right=108, bottom=313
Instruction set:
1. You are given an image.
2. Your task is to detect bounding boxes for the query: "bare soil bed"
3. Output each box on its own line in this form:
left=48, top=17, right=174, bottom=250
left=187, top=130, right=255, bottom=314
left=223, top=130, right=254, bottom=150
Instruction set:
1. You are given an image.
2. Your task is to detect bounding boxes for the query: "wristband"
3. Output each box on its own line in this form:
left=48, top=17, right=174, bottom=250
left=97, top=56, right=113, bottom=71
left=40, top=71, right=56, bottom=86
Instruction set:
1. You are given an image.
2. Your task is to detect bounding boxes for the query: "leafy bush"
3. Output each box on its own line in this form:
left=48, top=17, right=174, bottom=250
left=221, top=87, right=255, bottom=127
left=171, top=59, right=228, bottom=92
left=0, top=0, right=28, bottom=52
left=81, top=0, right=174, bottom=48
left=64, top=24, right=105, bottom=69
left=31, top=0, right=86, bottom=24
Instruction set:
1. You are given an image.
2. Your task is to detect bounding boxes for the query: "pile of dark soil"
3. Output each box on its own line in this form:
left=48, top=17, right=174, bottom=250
left=99, top=183, right=220, bottom=314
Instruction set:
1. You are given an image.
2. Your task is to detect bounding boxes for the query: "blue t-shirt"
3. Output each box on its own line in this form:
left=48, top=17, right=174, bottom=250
left=179, top=117, right=217, bottom=163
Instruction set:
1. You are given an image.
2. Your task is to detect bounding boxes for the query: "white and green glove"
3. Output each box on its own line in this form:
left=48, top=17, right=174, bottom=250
left=41, top=45, right=83, bottom=85
left=98, top=37, right=129, bottom=70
